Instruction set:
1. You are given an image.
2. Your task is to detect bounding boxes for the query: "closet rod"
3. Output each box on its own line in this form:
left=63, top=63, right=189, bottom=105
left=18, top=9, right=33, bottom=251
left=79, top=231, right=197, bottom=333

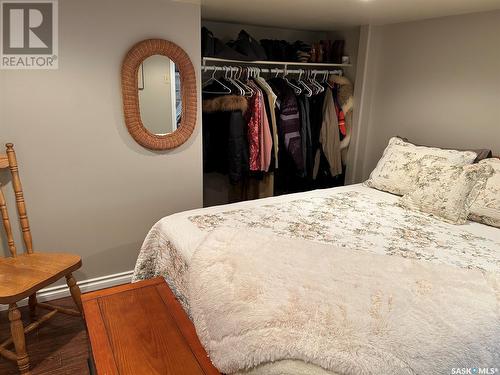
left=201, top=65, right=343, bottom=75
left=202, top=56, right=351, bottom=68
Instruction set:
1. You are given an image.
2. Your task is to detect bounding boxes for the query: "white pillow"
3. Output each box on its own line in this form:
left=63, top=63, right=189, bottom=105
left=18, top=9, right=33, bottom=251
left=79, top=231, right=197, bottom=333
left=399, top=157, right=493, bottom=224
left=365, top=137, right=477, bottom=196
left=469, top=158, right=500, bottom=228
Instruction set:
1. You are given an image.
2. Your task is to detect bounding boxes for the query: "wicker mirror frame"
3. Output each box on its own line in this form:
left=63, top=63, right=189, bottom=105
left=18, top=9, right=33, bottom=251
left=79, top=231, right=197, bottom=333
left=121, top=39, right=197, bottom=150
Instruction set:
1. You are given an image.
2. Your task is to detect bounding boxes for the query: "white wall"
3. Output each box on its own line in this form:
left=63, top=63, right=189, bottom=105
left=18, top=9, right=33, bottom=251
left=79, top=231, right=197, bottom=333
left=349, top=11, right=500, bottom=183
left=0, top=0, right=202, bottom=283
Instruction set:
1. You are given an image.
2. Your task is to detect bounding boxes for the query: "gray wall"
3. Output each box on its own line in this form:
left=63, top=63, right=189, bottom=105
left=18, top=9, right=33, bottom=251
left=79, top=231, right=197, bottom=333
left=349, top=11, right=500, bottom=183
left=0, top=0, right=202, bottom=283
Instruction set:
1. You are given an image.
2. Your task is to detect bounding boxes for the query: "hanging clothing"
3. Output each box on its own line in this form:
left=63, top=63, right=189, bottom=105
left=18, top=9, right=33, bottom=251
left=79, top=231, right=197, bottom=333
left=329, top=75, right=354, bottom=165
left=245, top=84, right=263, bottom=172
left=268, top=78, right=304, bottom=174
left=202, top=70, right=351, bottom=205
left=259, top=98, right=273, bottom=172
left=255, top=80, right=276, bottom=171
left=309, top=88, right=325, bottom=164
left=337, top=108, right=346, bottom=137
left=254, top=77, right=279, bottom=169
left=202, top=93, right=249, bottom=184
left=228, top=173, right=274, bottom=203
left=333, top=84, right=346, bottom=137
left=230, top=81, right=274, bottom=200
left=314, top=87, right=342, bottom=179
left=298, top=95, right=313, bottom=178
left=248, top=81, right=272, bottom=172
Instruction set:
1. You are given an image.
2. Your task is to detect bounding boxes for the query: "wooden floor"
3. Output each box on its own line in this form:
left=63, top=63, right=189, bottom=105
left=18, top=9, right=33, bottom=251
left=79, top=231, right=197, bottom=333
left=0, top=297, right=89, bottom=375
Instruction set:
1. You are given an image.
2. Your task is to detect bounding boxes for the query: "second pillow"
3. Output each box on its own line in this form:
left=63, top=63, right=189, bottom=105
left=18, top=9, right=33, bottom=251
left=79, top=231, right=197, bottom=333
left=399, top=157, right=493, bottom=224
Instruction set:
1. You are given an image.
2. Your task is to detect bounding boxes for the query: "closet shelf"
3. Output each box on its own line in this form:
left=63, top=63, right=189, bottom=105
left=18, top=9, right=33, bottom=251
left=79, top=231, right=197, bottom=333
left=202, top=57, right=352, bottom=68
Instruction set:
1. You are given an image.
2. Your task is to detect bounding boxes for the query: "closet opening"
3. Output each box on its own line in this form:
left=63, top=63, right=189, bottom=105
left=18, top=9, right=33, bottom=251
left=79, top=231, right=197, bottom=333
left=201, top=22, right=359, bottom=207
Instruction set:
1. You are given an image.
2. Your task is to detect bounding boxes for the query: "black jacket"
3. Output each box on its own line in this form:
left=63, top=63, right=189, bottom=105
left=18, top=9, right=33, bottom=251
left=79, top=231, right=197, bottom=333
left=202, top=93, right=249, bottom=184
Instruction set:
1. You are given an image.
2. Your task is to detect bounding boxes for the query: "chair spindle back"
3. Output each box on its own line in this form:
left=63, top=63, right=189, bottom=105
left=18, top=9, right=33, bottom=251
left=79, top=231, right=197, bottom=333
left=0, top=143, right=33, bottom=257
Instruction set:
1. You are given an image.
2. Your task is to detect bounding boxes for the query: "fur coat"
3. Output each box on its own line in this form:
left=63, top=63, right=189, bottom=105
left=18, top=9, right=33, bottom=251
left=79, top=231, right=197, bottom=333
left=329, top=75, right=354, bottom=164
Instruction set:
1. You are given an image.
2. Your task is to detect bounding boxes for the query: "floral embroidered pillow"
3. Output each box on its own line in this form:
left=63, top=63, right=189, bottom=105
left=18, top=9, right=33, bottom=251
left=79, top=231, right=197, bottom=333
left=365, top=137, right=477, bottom=196
left=469, top=158, right=500, bottom=228
left=399, top=158, right=494, bottom=224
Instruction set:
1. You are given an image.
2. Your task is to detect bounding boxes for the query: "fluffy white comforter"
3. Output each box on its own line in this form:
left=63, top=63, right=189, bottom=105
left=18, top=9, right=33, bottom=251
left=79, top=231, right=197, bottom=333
left=133, top=185, right=500, bottom=374
left=189, top=228, right=499, bottom=375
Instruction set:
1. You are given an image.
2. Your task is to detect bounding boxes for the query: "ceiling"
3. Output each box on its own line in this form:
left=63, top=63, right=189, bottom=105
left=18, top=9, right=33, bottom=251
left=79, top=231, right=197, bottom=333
left=196, top=0, right=500, bottom=30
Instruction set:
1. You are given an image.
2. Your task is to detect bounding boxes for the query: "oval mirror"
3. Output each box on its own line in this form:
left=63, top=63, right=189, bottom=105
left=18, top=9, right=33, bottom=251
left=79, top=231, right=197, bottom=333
left=138, top=55, right=182, bottom=135
left=121, top=39, right=197, bottom=150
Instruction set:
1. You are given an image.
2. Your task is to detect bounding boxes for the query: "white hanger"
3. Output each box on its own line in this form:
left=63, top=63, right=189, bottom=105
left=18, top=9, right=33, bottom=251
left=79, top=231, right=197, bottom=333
left=309, top=71, right=324, bottom=94
left=234, top=66, right=254, bottom=97
left=297, top=70, right=313, bottom=97
left=321, top=71, right=334, bottom=89
left=283, top=67, right=302, bottom=95
left=224, top=66, right=245, bottom=96
left=326, top=72, right=335, bottom=89
left=202, top=67, right=232, bottom=95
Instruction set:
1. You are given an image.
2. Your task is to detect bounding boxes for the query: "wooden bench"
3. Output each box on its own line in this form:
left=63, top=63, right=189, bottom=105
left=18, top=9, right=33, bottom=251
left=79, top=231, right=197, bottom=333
left=82, top=277, right=220, bottom=375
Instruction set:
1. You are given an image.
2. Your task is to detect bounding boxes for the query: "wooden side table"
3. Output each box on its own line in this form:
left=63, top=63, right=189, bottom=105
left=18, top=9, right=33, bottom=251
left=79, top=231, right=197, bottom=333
left=82, top=277, right=220, bottom=375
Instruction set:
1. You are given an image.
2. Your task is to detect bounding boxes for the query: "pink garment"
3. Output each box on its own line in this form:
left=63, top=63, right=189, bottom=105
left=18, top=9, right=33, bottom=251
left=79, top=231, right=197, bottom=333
left=245, top=82, right=262, bottom=172
left=245, top=81, right=273, bottom=172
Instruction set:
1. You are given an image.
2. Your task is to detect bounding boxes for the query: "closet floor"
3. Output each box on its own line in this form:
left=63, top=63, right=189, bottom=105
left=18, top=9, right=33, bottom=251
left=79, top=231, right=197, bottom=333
left=0, top=297, right=89, bottom=375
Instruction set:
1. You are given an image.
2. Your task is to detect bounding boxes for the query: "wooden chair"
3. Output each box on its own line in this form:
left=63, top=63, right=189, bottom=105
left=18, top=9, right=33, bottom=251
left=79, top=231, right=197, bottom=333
left=0, top=143, right=83, bottom=375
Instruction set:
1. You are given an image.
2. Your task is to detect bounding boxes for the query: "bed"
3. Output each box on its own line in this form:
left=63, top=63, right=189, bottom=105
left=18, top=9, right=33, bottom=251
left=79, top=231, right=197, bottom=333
left=133, top=184, right=500, bottom=374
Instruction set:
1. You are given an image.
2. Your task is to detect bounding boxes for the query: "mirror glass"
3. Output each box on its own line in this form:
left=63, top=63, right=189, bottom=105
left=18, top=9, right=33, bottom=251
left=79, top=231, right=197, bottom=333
left=138, top=55, right=182, bottom=135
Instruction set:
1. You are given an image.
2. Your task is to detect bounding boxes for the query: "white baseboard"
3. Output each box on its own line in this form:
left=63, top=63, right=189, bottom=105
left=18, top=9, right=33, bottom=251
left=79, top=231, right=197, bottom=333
left=0, top=270, right=134, bottom=311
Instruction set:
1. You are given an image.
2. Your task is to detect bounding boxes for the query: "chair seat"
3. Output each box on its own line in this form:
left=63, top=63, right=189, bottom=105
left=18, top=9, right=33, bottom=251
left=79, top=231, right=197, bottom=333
left=0, top=252, right=82, bottom=304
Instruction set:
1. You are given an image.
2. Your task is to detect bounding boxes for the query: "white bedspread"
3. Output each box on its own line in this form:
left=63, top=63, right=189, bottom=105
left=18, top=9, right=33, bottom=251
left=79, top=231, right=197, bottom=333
left=133, top=184, right=500, bottom=374
left=189, top=228, right=499, bottom=375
